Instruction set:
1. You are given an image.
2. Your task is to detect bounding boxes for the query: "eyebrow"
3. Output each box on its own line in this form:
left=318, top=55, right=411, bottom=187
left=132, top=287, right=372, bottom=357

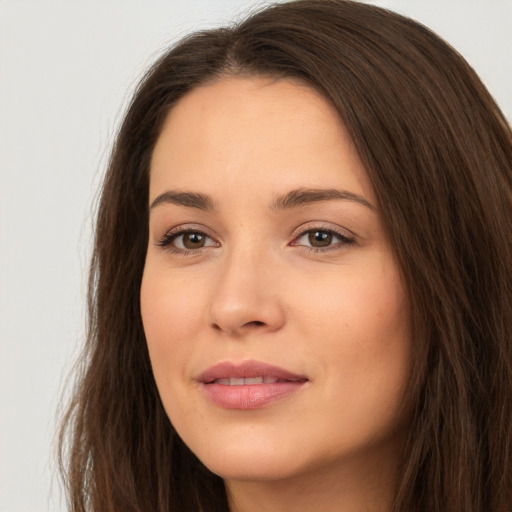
left=149, top=187, right=375, bottom=212
left=150, top=191, right=215, bottom=211
left=271, top=188, right=375, bottom=211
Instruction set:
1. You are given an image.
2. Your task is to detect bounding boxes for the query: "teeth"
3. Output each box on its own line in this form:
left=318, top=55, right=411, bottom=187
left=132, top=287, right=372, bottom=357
left=213, top=376, right=278, bottom=385
left=245, top=376, right=264, bottom=385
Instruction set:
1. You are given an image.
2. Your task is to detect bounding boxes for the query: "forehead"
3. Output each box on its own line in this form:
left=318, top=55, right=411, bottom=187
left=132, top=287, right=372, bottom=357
left=150, top=76, right=373, bottom=204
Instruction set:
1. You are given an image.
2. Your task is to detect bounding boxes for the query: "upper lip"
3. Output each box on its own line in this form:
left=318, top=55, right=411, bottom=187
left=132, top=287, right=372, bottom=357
left=197, top=360, right=308, bottom=384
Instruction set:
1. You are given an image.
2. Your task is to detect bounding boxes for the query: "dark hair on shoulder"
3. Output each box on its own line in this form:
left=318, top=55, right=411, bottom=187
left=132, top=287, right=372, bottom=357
left=59, top=1, right=512, bottom=511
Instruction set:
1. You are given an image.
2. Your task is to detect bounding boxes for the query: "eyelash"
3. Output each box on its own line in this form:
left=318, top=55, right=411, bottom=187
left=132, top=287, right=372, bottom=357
left=156, top=228, right=217, bottom=256
left=156, top=226, right=355, bottom=255
left=290, top=227, right=355, bottom=253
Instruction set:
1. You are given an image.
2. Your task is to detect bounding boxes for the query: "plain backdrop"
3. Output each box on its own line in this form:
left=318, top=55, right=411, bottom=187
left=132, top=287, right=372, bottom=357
left=1, top=1, right=511, bottom=511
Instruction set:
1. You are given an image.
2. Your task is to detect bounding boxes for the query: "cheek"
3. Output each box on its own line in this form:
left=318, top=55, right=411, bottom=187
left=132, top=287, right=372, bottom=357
left=140, top=265, right=205, bottom=390
left=141, top=259, right=205, bottom=332
left=343, top=277, right=411, bottom=429
left=290, top=260, right=411, bottom=414
left=291, top=260, right=408, bottom=346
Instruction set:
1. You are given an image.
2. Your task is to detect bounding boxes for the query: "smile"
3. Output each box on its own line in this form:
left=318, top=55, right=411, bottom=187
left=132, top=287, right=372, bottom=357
left=214, top=376, right=275, bottom=385
left=213, top=376, right=300, bottom=385
left=198, top=361, right=308, bottom=409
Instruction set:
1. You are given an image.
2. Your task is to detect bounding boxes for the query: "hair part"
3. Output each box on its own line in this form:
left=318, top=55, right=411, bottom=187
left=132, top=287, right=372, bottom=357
left=59, top=1, right=512, bottom=511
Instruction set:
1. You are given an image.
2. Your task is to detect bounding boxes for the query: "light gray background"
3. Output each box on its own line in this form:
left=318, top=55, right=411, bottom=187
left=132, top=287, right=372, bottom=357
left=1, top=1, right=511, bottom=510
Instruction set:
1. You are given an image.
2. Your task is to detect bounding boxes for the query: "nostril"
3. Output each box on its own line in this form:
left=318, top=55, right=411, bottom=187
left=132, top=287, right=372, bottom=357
left=247, top=320, right=265, bottom=327
left=210, top=320, right=266, bottom=334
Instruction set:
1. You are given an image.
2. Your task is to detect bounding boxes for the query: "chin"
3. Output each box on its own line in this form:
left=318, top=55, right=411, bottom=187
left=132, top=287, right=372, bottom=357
left=185, top=431, right=306, bottom=482
left=205, top=454, right=303, bottom=483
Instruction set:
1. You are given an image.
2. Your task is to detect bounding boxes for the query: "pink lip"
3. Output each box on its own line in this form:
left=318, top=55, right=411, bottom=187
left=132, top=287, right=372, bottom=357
left=197, top=360, right=308, bottom=410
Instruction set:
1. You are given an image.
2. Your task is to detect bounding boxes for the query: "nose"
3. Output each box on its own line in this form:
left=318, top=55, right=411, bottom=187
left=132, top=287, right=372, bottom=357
left=208, top=247, right=286, bottom=337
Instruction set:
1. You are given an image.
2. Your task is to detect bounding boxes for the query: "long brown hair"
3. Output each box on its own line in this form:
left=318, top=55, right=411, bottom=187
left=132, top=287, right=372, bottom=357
left=59, top=1, right=512, bottom=510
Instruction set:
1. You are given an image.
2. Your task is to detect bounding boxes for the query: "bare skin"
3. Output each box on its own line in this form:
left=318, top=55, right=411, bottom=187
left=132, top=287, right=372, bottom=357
left=226, top=436, right=403, bottom=512
left=141, top=76, right=411, bottom=512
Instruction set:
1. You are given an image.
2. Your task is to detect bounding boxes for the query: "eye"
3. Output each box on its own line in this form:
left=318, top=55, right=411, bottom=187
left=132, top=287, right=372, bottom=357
left=158, top=229, right=218, bottom=252
left=291, top=228, right=354, bottom=251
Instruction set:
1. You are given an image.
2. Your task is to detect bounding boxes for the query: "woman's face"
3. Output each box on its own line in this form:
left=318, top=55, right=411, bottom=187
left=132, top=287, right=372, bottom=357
left=141, top=77, right=411, bottom=484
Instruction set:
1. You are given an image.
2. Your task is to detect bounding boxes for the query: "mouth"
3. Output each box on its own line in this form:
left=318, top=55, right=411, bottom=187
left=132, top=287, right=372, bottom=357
left=210, top=376, right=301, bottom=385
left=197, top=360, right=308, bottom=409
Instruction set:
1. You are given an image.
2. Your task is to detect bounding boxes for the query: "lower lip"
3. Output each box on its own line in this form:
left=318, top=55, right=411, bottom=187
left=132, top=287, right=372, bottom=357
left=201, top=381, right=306, bottom=409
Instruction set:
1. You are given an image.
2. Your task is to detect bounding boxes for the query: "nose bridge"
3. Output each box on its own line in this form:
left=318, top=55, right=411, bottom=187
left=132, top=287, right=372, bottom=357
left=208, top=237, right=284, bottom=335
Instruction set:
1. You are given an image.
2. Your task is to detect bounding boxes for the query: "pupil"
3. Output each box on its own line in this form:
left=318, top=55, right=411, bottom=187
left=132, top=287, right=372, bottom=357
left=184, top=233, right=205, bottom=249
left=309, top=231, right=331, bottom=247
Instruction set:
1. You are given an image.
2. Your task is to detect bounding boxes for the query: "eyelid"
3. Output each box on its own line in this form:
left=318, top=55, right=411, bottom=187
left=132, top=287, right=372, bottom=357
left=289, top=222, right=356, bottom=251
left=290, top=221, right=355, bottom=241
left=153, top=222, right=356, bottom=254
left=155, top=224, right=220, bottom=252
left=173, top=232, right=217, bottom=249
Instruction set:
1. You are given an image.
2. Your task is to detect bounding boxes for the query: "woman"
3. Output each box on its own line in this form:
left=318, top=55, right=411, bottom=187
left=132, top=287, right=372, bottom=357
left=59, top=1, right=512, bottom=511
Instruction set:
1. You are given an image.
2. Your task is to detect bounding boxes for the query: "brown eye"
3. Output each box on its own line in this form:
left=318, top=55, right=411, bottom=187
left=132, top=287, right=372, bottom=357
left=182, top=232, right=206, bottom=249
left=159, top=230, right=218, bottom=252
left=308, top=231, right=333, bottom=247
left=292, top=228, right=354, bottom=252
